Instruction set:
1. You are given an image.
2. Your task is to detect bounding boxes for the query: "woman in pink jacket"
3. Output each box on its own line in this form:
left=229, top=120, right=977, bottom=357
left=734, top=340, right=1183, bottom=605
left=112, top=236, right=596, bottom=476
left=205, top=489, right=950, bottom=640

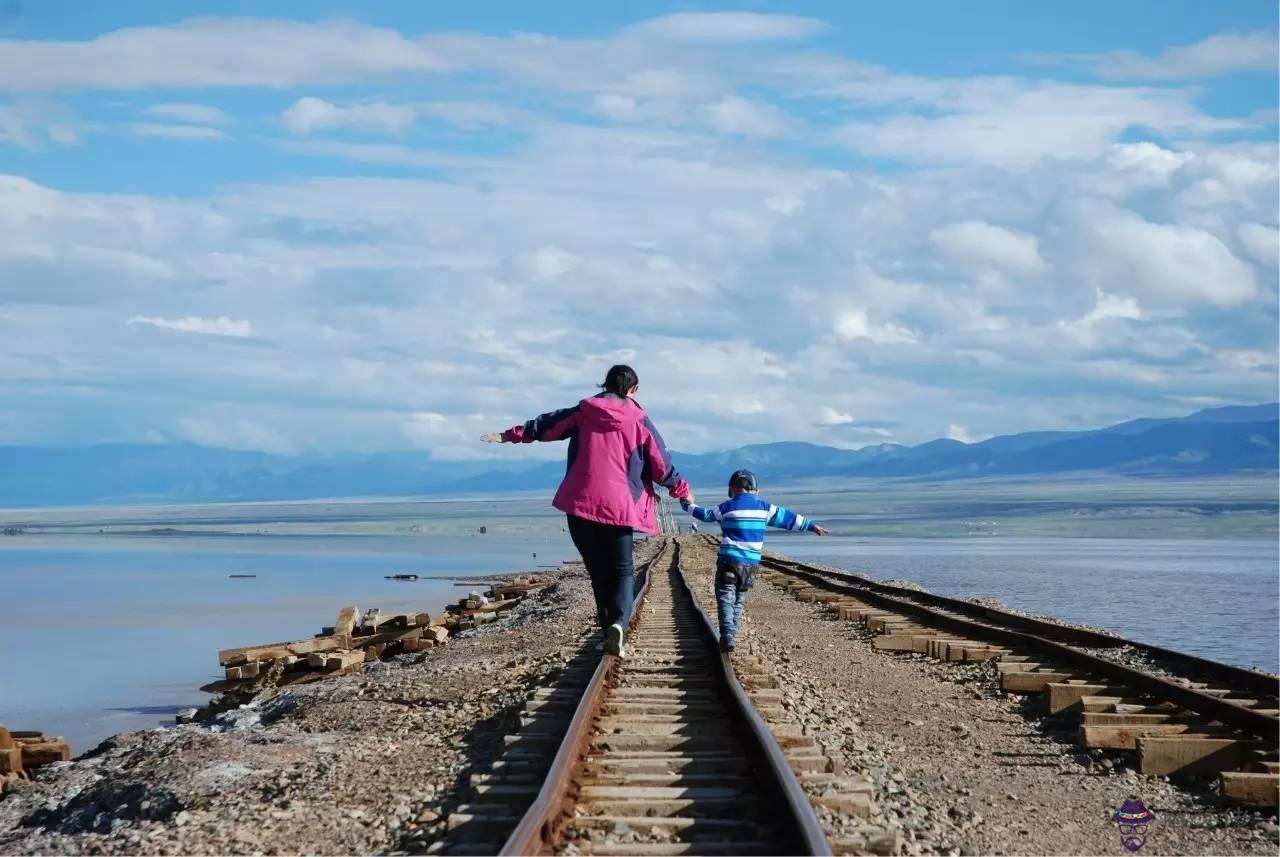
left=481, top=365, right=691, bottom=657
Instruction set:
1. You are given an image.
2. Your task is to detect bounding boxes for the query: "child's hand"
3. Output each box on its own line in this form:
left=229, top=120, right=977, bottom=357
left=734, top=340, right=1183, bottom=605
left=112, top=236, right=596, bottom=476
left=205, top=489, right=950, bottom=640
left=480, top=432, right=504, bottom=443
left=812, top=525, right=830, bottom=536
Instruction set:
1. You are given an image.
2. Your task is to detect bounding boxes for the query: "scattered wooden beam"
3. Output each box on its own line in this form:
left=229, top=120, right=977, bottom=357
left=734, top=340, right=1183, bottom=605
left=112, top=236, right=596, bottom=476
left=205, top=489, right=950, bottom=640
left=334, top=606, right=359, bottom=637
left=1220, top=771, right=1279, bottom=807
left=218, top=636, right=348, bottom=667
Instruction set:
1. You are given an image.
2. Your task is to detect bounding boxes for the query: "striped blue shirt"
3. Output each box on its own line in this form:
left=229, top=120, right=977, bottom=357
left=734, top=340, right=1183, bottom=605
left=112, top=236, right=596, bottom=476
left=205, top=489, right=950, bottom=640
left=682, top=493, right=820, bottom=565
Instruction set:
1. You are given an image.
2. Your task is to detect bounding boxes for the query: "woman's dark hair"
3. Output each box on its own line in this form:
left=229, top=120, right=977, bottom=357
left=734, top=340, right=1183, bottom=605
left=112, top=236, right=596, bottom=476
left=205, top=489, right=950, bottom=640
left=601, top=364, right=639, bottom=397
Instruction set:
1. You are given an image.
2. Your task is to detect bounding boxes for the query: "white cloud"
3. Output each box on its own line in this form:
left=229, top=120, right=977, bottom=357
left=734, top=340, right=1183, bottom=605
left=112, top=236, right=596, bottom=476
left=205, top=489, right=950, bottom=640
left=282, top=96, right=517, bottom=135
left=129, top=315, right=251, bottom=337
left=929, top=221, right=1046, bottom=274
left=0, top=102, right=81, bottom=150
left=707, top=95, right=791, bottom=137
left=0, top=19, right=447, bottom=91
left=623, top=12, right=827, bottom=44
left=1060, top=289, right=1143, bottom=344
left=946, top=424, right=988, bottom=444
left=0, top=15, right=1274, bottom=457
left=833, top=309, right=917, bottom=345
left=815, top=406, right=853, bottom=426
left=1049, top=31, right=1279, bottom=80
left=1238, top=223, right=1279, bottom=266
left=1079, top=290, right=1142, bottom=326
left=833, top=79, right=1250, bottom=168
left=177, top=414, right=297, bottom=454
left=518, top=246, right=578, bottom=280
left=1077, top=205, right=1257, bottom=306
left=143, top=103, right=232, bottom=126
left=127, top=122, right=228, bottom=141
left=283, top=96, right=416, bottom=135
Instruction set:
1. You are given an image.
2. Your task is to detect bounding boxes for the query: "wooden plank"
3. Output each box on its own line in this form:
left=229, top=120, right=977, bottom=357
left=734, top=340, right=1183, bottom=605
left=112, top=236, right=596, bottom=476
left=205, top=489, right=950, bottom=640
left=996, top=661, right=1044, bottom=674
left=1220, top=772, right=1279, bottom=808
left=1047, top=683, right=1116, bottom=715
left=0, top=725, right=12, bottom=750
left=0, top=747, right=21, bottom=774
left=1080, top=724, right=1231, bottom=750
left=1002, top=670, right=1081, bottom=694
left=1137, top=737, right=1259, bottom=779
left=20, top=739, right=70, bottom=769
left=872, top=635, right=921, bottom=652
left=325, top=651, right=366, bottom=670
left=218, top=635, right=348, bottom=667
left=959, top=646, right=1011, bottom=662
left=1081, top=711, right=1195, bottom=726
left=334, top=606, right=359, bottom=637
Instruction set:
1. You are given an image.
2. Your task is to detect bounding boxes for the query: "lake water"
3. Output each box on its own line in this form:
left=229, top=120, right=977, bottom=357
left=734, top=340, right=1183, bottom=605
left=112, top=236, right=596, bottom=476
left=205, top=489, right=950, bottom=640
left=0, top=498, right=576, bottom=753
left=776, top=534, right=1279, bottom=673
left=1, top=492, right=1275, bottom=754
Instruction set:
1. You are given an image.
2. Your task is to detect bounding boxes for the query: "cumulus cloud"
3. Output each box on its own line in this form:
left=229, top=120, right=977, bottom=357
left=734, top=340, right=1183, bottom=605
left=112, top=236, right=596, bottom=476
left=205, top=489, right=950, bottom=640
left=833, top=309, right=917, bottom=345
left=0, top=14, right=1275, bottom=456
left=946, top=424, right=988, bottom=444
left=1078, top=205, right=1257, bottom=306
left=706, top=95, right=792, bottom=137
left=815, top=406, right=853, bottom=426
left=929, top=221, right=1046, bottom=274
left=1237, top=222, right=1279, bottom=266
left=129, top=315, right=252, bottom=337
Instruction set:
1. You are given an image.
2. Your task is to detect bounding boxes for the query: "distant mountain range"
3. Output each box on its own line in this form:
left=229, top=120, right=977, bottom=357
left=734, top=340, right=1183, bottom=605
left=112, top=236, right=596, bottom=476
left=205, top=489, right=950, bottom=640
left=1, top=403, right=1275, bottom=507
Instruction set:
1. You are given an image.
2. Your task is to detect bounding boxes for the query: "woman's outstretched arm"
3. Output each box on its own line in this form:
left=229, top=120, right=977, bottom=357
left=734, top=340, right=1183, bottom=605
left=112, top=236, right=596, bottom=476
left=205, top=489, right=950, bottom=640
left=481, top=405, right=581, bottom=444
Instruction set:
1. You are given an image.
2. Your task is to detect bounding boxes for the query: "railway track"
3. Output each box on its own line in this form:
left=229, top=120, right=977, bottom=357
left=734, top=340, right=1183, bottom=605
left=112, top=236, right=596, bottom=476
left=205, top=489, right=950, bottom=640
left=751, top=544, right=1279, bottom=805
left=441, top=538, right=837, bottom=855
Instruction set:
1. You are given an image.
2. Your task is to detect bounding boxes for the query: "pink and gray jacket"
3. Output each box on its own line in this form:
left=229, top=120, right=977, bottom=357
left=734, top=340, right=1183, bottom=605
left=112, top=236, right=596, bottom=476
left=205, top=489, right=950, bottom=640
left=502, top=393, right=690, bottom=534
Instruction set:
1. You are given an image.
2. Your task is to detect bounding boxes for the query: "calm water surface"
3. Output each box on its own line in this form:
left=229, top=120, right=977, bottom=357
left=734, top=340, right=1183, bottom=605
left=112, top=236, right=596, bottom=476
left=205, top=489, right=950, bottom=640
left=776, top=534, right=1279, bottom=672
left=0, top=498, right=574, bottom=752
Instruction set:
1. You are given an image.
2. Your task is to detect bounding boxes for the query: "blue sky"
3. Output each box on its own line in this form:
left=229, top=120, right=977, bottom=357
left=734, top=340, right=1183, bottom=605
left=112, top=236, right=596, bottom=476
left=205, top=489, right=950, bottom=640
left=0, top=2, right=1276, bottom=457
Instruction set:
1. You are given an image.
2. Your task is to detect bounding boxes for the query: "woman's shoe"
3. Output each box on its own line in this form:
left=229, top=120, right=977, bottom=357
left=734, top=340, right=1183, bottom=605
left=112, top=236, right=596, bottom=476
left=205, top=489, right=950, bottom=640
left=605, top=623, right=626, bottom=658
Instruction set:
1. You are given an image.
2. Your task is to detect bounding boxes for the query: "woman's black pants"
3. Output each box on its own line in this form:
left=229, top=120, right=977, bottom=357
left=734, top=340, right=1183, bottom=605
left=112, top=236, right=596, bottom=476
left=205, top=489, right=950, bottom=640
left=566, top=514, right=634, bottom=633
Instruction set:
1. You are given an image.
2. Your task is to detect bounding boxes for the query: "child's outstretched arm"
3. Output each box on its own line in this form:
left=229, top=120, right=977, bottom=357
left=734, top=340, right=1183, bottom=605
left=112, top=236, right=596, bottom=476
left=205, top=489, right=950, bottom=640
left=765, top=503, right=829, bottom=536
left=680, top=498, right=721, bottom=524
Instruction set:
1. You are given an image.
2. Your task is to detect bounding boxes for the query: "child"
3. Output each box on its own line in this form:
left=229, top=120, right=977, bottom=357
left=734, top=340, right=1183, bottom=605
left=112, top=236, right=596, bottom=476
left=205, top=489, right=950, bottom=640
left=681, top=469, right=828, bottom=652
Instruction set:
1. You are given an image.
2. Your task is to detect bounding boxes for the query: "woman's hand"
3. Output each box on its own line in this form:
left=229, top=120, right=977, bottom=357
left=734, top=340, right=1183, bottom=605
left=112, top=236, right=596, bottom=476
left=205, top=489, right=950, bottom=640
left=480, top=433, right=504, bottom=443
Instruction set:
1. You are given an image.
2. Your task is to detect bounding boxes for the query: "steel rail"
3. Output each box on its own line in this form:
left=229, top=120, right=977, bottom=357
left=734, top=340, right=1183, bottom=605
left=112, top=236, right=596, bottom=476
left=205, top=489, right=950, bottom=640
left=499, top=538, right=665, bottom=856
left=671, top=542, right=832, bottom=856
left=500, top=538, right=833, bottom=856
left=759, top=548, right=1279, bottom=698
left=763, top=553, right=1278, bottom=740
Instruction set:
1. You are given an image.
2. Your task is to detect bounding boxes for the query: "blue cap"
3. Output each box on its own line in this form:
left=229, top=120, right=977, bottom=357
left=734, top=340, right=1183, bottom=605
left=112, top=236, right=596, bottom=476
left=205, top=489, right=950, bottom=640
left=728, top=469, right=757, bottom=491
